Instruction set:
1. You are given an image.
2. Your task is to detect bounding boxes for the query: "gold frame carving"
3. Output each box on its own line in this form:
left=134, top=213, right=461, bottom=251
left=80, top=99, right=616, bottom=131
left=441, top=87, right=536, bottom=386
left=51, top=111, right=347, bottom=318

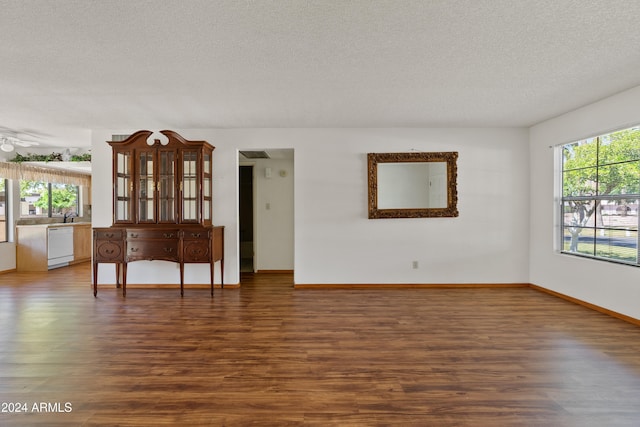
left=367, top=152, right=459, bottom=219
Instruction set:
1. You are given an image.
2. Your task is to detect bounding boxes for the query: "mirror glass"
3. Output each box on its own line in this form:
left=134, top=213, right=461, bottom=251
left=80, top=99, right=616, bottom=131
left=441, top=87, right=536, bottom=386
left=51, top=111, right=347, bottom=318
left=377, top=161, right=447, bottom=209
left=368, top=152, right=458, bottom=219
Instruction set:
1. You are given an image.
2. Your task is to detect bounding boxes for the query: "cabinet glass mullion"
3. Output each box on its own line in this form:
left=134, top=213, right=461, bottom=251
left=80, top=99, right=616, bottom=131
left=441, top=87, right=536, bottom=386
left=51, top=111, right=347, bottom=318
left=138, top=151, right=155, bottom=222
left=203, top=152, right=212, bottom=222
left=114, top=151, right=132, bottom=222
left=182, top=151, right=199, bottom=222
left=158, top=150, right=176, bottom=222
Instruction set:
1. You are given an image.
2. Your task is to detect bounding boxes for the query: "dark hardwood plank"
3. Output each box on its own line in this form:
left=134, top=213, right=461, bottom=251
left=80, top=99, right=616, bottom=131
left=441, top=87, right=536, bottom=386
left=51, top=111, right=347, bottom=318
left=1, top=264, right=640, bottom=426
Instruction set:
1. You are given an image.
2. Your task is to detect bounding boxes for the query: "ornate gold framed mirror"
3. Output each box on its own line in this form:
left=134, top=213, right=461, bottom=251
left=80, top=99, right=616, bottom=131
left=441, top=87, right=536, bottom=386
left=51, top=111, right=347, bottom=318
left=367, top=152, right=458, bottom=219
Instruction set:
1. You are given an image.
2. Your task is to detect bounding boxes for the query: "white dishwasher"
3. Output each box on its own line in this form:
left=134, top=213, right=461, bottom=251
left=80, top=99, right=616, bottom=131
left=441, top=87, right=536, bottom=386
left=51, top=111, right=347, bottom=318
left=48, top=227, right=74, bottom=269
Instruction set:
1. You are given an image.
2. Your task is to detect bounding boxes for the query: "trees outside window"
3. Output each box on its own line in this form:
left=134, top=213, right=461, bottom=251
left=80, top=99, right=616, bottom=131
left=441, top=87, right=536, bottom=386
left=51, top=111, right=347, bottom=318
left=20, top=181, right=79, bottom=218
left=561, top=126, right=640, bottom=265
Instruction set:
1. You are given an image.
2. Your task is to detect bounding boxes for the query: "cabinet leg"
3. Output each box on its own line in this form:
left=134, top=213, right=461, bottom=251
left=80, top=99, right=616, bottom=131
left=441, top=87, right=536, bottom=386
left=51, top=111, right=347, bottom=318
left=214, top=261, right=216, bottom=298
left=122, top=263, right=127, bottom=297
left=180, top=262, right=184, bottom=297
left=115, top=263, right=121, bottom=288
left=93, top=262, right=98, bottom=297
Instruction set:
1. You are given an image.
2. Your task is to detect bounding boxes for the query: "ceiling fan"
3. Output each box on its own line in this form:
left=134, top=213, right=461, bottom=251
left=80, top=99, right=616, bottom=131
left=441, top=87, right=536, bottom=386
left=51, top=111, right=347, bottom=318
left=0, top=127, right=45, bottom=152
left=0, top=136, right=41, bottom=152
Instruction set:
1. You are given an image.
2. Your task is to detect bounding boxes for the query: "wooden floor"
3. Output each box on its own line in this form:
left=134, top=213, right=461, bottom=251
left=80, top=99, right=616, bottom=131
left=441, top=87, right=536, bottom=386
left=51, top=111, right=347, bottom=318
left=1, top=264, right=640, bottom=426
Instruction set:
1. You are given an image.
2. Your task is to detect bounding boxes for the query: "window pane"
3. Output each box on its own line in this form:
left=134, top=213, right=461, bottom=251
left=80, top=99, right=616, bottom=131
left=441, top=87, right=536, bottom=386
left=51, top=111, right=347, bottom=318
left=563, top=226, right=595, bottom=256
left=598, top=127, right=640, bottom=165
left=563, top=138, right=597, bottom=170
left=597, top=161, right=640, bottom=195
left=595, top=229, right=637, bottom=263
left=563, top=200, right=597, bottom=228
left=50, top=183, right=79, bottom=217
left=563, top=168, right=596, bottom=196
left=599, top=199, right=638, bottom=230
left=20, top=181, right=49, bottom=217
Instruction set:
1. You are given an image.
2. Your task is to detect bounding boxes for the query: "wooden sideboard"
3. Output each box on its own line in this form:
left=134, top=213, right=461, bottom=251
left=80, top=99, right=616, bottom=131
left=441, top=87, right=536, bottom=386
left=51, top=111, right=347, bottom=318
left=93, top=225, right=224, bottom=297
left=92, top=130, right=224, bottom=297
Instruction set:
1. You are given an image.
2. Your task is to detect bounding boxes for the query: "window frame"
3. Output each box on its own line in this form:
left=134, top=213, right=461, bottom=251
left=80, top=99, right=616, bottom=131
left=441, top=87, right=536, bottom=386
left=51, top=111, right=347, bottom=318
left=559, top=127, right=640, bottom=266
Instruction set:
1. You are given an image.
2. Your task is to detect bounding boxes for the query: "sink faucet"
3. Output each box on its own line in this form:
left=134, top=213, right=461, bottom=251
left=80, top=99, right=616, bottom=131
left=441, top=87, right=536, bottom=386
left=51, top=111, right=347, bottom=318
left=63, top=212, right=77, bottom=223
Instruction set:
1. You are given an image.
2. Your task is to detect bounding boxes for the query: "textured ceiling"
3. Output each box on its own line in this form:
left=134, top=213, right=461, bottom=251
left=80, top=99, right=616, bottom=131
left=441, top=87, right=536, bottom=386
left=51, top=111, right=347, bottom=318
left=1, top=0, right=640, bottom=148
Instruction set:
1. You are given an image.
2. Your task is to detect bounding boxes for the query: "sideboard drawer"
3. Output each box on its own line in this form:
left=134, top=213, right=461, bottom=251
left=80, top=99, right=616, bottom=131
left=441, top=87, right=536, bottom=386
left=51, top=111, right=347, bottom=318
left=127, top=240, right=179, bottom=261
left=95, top=229, right=124, bottom=240
left=183, top=240, right=211, bottom=262
left=127, top=229, right=179, bottom=240
left=182, top=229, right=210, bottom=240
left=95, top=240, right=125, bottom=262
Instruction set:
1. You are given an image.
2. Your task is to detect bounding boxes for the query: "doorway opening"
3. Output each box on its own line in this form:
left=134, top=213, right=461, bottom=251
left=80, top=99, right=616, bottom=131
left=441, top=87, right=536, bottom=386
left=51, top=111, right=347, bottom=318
left=239, top=165, right=254, bottom=272
left=238, top=149, right=295, bottom=279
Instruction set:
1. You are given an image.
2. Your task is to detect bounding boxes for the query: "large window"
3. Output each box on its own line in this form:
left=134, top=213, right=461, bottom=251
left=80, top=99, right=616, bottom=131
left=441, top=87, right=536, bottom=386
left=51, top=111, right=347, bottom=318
left=0, top=178, right=7, bottom=243
left=20, top=181, right=80, bottom=219
left=561, top=126, right=640, bottom=265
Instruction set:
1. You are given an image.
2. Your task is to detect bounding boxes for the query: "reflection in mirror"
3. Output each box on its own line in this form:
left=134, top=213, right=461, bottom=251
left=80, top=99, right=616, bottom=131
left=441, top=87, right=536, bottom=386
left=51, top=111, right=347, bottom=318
left=368, top=152, right=458, bottom=219
left=377, top=162, right=447, bottom=209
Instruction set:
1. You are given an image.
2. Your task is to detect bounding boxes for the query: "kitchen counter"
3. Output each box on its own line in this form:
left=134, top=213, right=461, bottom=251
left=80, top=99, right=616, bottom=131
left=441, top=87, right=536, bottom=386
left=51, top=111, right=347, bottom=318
left=15, top=221, right=91, bottom=227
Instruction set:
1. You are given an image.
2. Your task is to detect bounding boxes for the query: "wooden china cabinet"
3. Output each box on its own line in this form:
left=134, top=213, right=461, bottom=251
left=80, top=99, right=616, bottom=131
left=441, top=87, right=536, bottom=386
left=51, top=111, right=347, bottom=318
left=93, top=130, right=224, bottom=297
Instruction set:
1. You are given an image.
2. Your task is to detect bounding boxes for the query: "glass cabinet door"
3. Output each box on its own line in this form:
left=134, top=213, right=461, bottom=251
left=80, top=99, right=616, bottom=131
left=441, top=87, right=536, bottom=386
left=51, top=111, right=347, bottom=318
left=137, top=150, right=155, bottom=223
left=158, top=150, right=176, bottom=223
left=182, top=151, right=199, bottom=222
left=203, top=151, right=212, bottom=223
left=114, top=151, right=132, bottom=223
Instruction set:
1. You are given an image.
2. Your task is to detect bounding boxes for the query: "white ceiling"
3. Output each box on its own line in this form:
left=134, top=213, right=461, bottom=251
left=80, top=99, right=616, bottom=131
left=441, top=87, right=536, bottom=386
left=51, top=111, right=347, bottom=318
left=1, top=0, right=640, bottom=149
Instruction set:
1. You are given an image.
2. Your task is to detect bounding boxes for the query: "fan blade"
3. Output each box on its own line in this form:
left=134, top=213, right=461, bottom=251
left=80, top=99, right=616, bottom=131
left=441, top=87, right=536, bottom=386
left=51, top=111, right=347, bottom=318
left=0, top=127, right=50, bottom=142
left=14, top=140, right=40, bottom=147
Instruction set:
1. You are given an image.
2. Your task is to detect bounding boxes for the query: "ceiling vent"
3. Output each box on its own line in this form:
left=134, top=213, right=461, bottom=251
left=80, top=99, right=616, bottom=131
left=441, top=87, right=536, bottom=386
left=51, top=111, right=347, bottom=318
left=240, top=150, right=270, bottom=159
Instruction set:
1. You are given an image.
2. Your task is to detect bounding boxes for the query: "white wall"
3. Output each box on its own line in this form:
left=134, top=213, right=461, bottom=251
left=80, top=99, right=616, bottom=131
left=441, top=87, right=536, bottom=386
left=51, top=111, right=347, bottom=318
left=529, top=85, right=640, bottom=320
left=93, top=127, right=529, bottom=286
left=250, top=156, right=294, bottom=271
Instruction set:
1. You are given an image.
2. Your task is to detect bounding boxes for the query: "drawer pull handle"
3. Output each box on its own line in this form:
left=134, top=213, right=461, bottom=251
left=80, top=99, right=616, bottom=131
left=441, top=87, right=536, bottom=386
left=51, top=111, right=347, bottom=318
left=105, top=233, right=114, bottom=238
left=191, top=233, right=201, bottom=238
left=163, top=233, right=174, bottom=238
left=105, top=249, right=114, bottom=254
left=130, top=247, right=139, bottom=252
left=130, top=233, right=139, bottom=238
left=163, top=247, right=173, bottom=253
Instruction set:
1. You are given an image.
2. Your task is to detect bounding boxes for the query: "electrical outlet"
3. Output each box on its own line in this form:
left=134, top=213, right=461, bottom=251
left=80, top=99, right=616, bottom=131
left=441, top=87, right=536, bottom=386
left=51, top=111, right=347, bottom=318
left=412, top=261, right=419, bottom=269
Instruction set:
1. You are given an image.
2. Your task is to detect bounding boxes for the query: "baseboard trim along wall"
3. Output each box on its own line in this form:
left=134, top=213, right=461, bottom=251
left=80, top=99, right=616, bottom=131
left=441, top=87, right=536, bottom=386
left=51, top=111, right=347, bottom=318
left=256, top=270, right=294, bottom=274
left=530, top=284, right=640, bottom=327
left=294, top=282, right=640, bottom=326
left=294, top=283, right=530, bottom=289
left=95, top=283, right=241, bottom=289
